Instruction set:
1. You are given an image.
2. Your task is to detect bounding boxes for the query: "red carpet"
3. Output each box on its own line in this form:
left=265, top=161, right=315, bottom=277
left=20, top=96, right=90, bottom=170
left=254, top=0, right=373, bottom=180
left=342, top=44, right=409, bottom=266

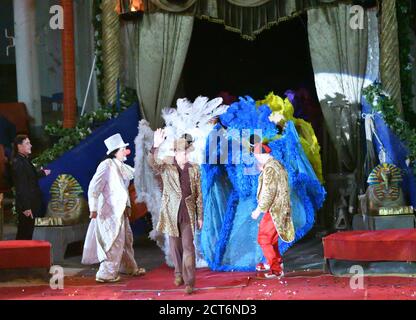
left=323, top=229, right=416, bottom=262
left=0, top=264, right=415, bottom=300
left=123, top=264, right=250, bottom=291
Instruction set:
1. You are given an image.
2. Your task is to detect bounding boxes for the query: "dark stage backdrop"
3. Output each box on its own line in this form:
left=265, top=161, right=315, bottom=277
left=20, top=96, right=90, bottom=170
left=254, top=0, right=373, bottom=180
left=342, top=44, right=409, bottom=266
left=183, top=14, right=318, bottom=102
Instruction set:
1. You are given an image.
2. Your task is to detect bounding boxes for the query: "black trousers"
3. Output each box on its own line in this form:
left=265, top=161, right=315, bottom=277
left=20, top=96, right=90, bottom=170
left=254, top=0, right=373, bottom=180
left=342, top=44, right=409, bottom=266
left=16, top=212, right=35, bottom=240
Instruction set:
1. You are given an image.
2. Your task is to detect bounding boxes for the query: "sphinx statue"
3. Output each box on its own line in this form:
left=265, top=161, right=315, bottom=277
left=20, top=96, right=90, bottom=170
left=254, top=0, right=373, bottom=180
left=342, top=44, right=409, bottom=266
left=361, top=163, right=413, bottom=216
left=35, top=174, right=89, bottom=226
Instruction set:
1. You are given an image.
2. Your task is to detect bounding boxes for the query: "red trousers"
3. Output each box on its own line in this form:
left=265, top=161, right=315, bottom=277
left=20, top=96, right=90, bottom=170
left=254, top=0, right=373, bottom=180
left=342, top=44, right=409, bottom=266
left=258, top=212, right=282, bottom=272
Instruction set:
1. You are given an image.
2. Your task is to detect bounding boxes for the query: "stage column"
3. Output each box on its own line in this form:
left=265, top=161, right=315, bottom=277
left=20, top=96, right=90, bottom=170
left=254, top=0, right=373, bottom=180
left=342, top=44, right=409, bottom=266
left=13, top=0, right=42, bottom=127
left=102, top=0, right=121, bottom=106
left=62, top=0, right=77, bottom=128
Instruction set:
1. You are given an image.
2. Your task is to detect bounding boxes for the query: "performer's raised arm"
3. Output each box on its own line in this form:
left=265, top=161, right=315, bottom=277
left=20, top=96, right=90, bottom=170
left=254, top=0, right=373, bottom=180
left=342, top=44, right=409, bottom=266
left=147, top=128, right=167, bottom=173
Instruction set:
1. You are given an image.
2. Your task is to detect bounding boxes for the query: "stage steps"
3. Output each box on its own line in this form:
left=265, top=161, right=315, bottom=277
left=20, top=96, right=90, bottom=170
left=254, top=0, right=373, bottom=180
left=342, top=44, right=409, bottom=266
left=352, top=214, right=416, bottom=231
left=323, top=229, right=416, bottom=275
left=0, top=240, right=51, bottom=270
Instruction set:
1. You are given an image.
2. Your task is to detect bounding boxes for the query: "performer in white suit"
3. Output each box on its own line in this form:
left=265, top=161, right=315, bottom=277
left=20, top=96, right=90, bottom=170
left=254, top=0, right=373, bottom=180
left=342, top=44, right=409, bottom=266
left=82, top=133, right=146, bottom=283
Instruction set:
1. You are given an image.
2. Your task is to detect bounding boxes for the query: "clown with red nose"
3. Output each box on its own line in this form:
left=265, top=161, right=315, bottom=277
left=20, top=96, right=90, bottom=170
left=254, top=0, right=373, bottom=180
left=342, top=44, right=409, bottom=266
left=82, top=133, right=146, bottom=283
left=250, top=139, right=295, bottom=280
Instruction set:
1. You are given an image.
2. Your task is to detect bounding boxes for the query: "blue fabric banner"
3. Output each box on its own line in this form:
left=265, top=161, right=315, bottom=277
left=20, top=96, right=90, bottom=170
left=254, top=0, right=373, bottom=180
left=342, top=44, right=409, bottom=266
left=38, top=104, right=140, bottom=209
left=362, top=98, right=416, bottom=207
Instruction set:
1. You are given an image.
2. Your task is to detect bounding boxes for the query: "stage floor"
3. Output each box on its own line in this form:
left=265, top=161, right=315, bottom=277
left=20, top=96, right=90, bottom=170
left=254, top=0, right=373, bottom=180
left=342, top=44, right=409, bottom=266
left=0, top=263, right=415, bottom=300
left=0, top=232, right=415, bottom=300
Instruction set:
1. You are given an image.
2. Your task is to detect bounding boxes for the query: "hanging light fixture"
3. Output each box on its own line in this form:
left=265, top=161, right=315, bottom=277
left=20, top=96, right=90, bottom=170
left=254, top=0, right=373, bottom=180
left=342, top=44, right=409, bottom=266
left=116, top=0, right=144, bottom=20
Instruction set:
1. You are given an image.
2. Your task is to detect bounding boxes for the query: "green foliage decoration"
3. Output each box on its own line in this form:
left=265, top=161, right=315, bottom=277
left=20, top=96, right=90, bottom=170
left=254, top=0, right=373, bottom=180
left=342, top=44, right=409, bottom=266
left=33, top=88, right=138, bottom=167
left=363, top=83, right=416, bottom=177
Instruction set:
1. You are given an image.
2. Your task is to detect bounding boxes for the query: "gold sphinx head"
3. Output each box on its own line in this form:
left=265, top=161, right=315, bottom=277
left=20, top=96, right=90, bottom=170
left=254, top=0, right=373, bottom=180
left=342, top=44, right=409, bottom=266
left=36, top=174, right=89, bottom=226
left=366, top=163, right=405, bottom=214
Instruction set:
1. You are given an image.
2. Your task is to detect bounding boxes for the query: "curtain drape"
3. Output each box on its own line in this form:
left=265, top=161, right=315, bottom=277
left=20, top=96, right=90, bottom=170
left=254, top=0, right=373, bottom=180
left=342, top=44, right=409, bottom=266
left=365, top=8, right=380, bottom=86
left=132, top=12, right=194, bottom=129
left=119, top=21, right=137, bottom=90
left=308, top=3, right=368, bottom=173
left=142, top=0, right=338, bottom=40
left=227, top=0, right=272, bottom=7
left=149, top=0, right=197, bottom=12
left=363, top=8, right=380, bottom=178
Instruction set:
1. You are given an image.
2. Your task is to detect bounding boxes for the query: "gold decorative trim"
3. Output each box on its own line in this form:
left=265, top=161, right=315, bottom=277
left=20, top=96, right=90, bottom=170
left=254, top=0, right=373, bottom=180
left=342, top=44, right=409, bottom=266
left=103, top=0, right=121, bottom=105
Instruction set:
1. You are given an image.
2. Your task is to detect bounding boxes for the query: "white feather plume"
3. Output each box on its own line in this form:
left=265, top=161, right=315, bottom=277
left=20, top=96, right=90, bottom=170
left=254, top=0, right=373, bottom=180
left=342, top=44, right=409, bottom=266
left=159, top=96, right=229, bottom=164
left=134, top=97, right=228, bottom=268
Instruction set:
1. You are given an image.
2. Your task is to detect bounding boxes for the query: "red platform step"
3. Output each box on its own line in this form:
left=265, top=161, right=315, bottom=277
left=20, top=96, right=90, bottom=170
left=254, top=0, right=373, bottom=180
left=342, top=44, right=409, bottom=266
left=0, top=240, right=52, bottom=269
left=323, top=229, right=416, bottom=262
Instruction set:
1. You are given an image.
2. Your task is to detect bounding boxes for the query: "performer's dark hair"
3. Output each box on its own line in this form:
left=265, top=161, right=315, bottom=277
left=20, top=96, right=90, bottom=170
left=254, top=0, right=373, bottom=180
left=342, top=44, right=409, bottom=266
left=174, top=133, right=194, bottom=152
left=101, top=148, right=119, bottom=162
left=249, top=134, right=261, bottom=153
left=181, top=133, right=194, bottom=145
left=12, top=134, right=29, bottom=160
left=249, top=134, right=261, bottom=147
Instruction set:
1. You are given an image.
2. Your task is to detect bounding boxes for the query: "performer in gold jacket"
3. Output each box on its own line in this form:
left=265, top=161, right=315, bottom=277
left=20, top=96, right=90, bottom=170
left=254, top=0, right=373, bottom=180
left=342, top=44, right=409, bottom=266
left=251, top=141, right=295, bottom=278
left=147, top=129, right=203, bottom=294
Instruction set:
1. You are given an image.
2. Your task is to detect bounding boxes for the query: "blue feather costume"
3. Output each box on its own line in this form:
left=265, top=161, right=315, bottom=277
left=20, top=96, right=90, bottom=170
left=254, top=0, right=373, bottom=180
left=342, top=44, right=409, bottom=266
left=197, top=96, right=326, bottom=271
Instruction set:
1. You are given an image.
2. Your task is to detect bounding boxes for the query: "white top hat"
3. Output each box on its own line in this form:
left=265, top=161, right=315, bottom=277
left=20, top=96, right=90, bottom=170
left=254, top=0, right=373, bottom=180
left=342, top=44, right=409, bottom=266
left=104, top=133, right=129, bottom=155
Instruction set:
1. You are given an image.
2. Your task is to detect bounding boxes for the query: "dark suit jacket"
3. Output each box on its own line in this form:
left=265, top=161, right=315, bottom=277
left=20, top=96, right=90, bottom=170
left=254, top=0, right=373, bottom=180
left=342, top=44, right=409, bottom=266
left=11, top=153, right=45, bottom=217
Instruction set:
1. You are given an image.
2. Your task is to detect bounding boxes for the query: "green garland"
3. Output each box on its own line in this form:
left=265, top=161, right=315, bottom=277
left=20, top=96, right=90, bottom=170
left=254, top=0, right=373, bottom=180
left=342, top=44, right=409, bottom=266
left=396, top=0, right=416, bottom=127
left=33, top=88, right=138, bottom=167
left=93, top=0, right=105, bottom=107
left=363, top=83, right=416, bottom=176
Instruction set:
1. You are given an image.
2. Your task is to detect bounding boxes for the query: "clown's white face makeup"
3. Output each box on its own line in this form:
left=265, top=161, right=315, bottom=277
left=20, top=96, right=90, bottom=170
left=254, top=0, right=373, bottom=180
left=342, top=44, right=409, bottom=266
left=115, top=147, right=130, bottom=162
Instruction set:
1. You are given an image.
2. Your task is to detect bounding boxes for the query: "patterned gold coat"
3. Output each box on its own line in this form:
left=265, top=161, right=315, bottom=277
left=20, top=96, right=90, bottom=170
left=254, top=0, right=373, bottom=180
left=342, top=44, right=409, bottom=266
left=256, top=157, right=295, bottom=243
left=147, top=149, right=203, bottom=238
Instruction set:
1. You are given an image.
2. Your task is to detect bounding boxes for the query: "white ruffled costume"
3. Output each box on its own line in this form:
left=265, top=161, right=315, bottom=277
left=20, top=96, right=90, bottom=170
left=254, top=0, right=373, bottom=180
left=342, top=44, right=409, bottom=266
left=82, top=158, right=138, bottom=279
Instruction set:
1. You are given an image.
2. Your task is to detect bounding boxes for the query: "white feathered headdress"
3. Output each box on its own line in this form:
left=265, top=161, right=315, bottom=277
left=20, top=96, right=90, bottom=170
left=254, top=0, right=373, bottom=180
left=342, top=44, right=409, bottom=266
left=158, top=96, right=229, bottom=164
left=134, top=96, right=228, bottom=268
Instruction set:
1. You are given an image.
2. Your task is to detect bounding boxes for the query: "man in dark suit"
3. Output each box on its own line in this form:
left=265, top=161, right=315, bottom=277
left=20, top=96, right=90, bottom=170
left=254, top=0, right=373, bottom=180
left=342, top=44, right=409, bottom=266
left=11, top=135, right=51, bottom=240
